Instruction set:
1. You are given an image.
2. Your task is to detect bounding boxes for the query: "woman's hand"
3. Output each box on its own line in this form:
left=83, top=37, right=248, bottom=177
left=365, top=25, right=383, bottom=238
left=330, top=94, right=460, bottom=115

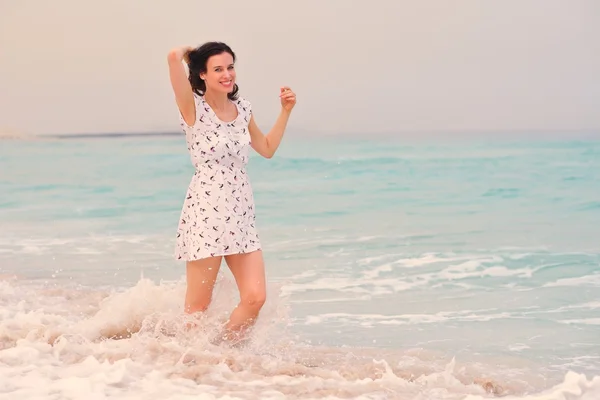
left=168, top=46, right=194, bottom=63
left=279, top=86, right=297, bottom=112
left=182, top=46, right=194, bottom=64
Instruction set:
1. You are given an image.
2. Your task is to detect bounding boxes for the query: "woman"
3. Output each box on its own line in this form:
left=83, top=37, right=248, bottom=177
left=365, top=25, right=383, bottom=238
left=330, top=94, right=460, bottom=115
left=167, top=42, right=296, bottom=344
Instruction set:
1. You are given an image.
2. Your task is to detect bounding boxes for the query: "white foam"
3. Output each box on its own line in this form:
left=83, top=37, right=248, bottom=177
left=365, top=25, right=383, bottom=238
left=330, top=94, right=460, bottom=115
left=0, top=273, right=599, bottom=398
left=280, top=274, right=429, bottom=297
left=463, top=371, right=600, bottom=400
left=440, top=265, right=536, bottom=280
left=544, top=273, right=600, bottom=288
left=303, top=309, right=513, bottom=327
left=276, top=252, right=546, bottom=302
left=559, top=318, right=600, bottom=326
left=544, top=301, right=600, bottom=314
left=508, top=344, right=531, bottom=352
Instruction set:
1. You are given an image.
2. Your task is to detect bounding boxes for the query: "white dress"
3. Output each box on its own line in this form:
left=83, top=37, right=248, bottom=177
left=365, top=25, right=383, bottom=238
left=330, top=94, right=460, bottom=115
left=174, top=94, right=261, bottom=261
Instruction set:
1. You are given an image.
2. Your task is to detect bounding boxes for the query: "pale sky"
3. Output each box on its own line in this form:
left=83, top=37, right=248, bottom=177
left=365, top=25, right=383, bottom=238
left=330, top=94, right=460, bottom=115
left=1, top=0, right=599, bottom=136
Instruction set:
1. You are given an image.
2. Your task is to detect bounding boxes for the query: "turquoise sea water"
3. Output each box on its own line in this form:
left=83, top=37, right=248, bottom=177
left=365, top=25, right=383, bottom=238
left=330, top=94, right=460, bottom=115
left=1, top=134, right=599, bottom=399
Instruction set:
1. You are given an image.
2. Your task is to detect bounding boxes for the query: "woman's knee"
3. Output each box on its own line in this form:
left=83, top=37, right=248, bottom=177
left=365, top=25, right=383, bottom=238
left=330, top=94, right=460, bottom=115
left=185, top=284, right=216, bottom=313
left=241, top=289, right=266, bottom=309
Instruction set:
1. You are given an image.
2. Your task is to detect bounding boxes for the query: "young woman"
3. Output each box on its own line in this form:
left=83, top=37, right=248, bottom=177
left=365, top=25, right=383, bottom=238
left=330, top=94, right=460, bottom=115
left=167, top=42, right=296, bottom=344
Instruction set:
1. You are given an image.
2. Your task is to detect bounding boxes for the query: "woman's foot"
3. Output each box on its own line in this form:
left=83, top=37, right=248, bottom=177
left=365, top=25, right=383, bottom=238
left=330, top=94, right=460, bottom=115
left=210, top=327, right=251, bottom=348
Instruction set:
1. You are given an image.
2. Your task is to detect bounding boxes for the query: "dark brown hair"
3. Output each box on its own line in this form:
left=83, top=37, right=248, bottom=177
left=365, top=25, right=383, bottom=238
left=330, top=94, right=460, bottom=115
left=186, top=41, right=239, bottom=100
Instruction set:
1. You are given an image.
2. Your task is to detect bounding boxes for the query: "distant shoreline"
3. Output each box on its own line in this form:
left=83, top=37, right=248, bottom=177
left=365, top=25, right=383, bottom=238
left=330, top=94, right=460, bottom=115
left=2, top=130, right=599, bottom=142
left=0, top=131, right=182, bottom=140
left=0, top=132, right=35, bottom=140
left=44, top=131, right=182, bottom=139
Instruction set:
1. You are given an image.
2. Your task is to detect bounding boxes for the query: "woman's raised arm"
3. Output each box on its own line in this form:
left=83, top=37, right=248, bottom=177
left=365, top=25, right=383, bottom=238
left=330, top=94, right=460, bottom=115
left=167, top=46, right=195, bottom=126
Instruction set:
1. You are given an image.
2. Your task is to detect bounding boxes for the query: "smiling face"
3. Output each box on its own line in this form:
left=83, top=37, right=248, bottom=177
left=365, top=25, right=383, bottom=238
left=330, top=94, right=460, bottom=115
left=200, top=51, right=236, bottom=95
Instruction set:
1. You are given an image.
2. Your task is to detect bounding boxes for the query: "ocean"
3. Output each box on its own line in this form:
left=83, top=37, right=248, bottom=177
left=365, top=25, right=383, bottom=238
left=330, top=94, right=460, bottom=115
left=0, top=133, right=599, bottom=399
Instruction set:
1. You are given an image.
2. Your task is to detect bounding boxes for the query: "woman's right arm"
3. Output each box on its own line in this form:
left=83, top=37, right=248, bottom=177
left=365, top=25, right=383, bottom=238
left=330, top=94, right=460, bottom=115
left=167, top=46, right=195, bottom=126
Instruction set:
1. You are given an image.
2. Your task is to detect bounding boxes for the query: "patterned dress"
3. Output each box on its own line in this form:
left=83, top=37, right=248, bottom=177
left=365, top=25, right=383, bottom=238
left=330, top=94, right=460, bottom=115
left=174, top=94, right=261, bottom=261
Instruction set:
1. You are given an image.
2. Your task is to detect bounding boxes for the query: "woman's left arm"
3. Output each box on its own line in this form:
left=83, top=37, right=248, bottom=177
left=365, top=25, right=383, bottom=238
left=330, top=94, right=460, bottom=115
left=249, top=86, right=296, bottom=159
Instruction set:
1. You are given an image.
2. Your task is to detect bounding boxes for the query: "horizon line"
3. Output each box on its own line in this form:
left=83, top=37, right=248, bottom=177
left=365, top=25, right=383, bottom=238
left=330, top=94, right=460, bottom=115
left=2, top=129, right=599, bottom=141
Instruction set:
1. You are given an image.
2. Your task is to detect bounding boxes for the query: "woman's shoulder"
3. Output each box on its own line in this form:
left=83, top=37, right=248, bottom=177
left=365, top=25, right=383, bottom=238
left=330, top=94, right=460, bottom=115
left=235, top=96, right=252, bottom=115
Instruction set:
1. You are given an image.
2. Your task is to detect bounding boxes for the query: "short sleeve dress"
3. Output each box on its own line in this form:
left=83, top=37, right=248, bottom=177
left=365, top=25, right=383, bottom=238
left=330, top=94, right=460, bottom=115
left=174, top=94, right=261, bottom=261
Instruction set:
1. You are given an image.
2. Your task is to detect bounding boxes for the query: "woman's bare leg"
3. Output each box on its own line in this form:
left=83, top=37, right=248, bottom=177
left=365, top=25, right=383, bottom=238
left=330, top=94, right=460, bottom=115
left=184, top=256, right=222, bottom=315
left=221, top=250, right=267, bottom=341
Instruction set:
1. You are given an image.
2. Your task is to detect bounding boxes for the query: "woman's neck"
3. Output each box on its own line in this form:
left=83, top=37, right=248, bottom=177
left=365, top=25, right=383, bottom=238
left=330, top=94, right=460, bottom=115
left=203, top=90, right=230, bottom=111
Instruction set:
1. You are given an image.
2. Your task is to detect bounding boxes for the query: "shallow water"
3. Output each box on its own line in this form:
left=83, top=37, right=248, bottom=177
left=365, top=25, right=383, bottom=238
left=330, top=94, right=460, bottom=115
left=0, top=134, right=599, bottom=399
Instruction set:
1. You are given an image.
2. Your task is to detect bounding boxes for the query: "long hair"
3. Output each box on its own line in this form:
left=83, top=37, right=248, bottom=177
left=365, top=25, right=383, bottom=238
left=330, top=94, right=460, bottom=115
left=186, top=41, right=239, bottom=100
